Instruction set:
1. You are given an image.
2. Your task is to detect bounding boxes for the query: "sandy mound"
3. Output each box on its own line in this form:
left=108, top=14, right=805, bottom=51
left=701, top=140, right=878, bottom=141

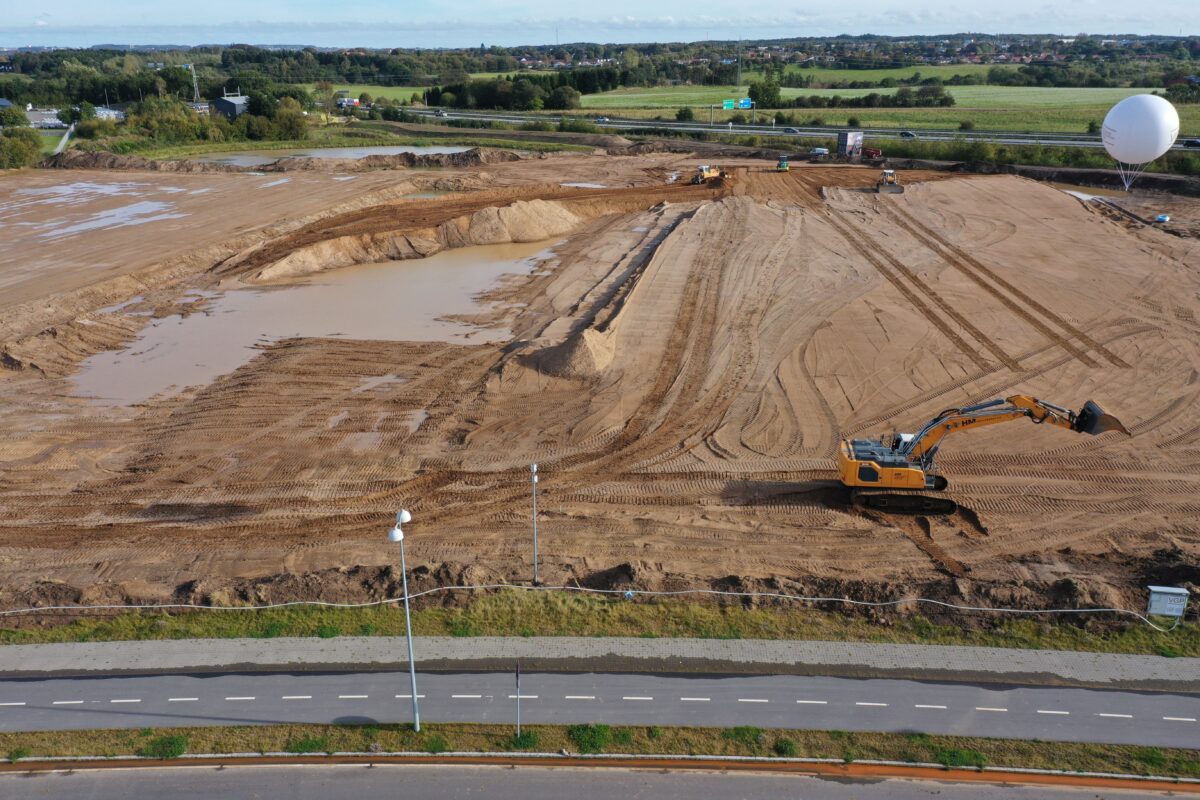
left=535, top=327, right=616, bottom=377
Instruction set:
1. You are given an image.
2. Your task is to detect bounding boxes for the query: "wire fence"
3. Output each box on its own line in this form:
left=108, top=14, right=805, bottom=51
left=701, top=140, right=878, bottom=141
left=0, top=582, right=1182, bottom=633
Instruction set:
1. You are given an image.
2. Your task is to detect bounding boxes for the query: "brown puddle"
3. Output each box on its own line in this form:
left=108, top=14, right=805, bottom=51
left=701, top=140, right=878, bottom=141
left=72, top=240, right=559, bottom=406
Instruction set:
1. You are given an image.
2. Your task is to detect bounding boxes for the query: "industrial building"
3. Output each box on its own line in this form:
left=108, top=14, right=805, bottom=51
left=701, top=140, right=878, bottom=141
left=212, top=91, right=249, bottom=120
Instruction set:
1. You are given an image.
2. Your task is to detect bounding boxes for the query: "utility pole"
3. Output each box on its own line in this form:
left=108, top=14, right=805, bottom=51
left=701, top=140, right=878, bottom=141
left=515, top=661, right=522, bottom=737
left=736, top=39, right=742, bottom=90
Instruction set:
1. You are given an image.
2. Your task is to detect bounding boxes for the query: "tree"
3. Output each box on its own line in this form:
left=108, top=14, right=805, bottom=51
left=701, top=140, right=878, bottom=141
left=0, top=127, right=42, bottom=168
left=358, top=91, right=373, bottom=106
left=748, top=80, right=781, bottom=108
left=0, top=106, right=29, bottom=128
left=675, top=106, right=694, bottom=121
left=847, top=116, right=861, bottom=127
left=274, top=97, right=307, bottom=140
left=511, top=79, right=545, bottom=111
left=545, top=85, right=581, bottom=110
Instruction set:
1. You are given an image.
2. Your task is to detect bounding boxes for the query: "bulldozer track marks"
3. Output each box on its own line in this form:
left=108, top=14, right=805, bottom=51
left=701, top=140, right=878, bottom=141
left=884, top=202, right=1128, bottom=369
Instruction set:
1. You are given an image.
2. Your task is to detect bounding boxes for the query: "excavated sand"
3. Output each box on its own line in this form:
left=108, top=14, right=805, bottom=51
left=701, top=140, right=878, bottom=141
left=0, top=153, right=1197, bottom=616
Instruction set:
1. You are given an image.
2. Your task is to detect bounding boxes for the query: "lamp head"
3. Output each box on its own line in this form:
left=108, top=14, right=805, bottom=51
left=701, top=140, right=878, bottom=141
left=388, top=525, right=403, bottom=543
left=396, top=509, right=412, bottom=525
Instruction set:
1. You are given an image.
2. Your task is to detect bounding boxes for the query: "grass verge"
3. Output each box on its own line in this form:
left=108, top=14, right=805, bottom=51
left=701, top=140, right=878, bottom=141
left=1, top=590, right=1195, bottom=656
left=1, top=722, right=1197, bottom=778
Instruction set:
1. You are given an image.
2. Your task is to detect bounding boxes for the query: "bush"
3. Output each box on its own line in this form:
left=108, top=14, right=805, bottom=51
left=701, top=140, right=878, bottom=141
left=285, top=736, right=329, bottom=754
left=0, top=127, right=42, bottom=169
left=510, top=730, right=539, bottom=750
left=647, top=726, right=662, bottom=740
left=722, top=726, right=763, bottom=746
left=1134, top=747, right=1167, bottom=770
left=138, top=735, right=187, bottom=759
left=675, top=107, right=694, bottom=121
left=773, top=738, right=797, bottom=757
left=934, top=748, right=986, bottom=768
left=959, top=120, right=975, bottom=131
left=847, top=116, right=861, bottom=127
left=613, top=728, right=633, bottom=746
left=257, top=620, right=286, bottom=638
left=568, top=724, right=611, bottom=753
left=7, top=747, right=29, bottom=763
left=315, top=625, right=340, bottom=639
left=424, top=734, right=450, bottom=754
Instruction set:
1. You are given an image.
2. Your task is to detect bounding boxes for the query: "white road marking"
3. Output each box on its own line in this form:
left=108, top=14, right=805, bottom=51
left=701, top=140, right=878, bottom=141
left=1037, top=710, right=1070, bottom=715
left=856, top=702, right=888, bottom=707
left=338, top=695, right=369, bottom=699
left=225, top=696, right=255, bottom=701
left=0, top=702, right=26, bottom=707
left=1163, top=716, right=1197, bottom=722
left=738, top=698, right=769, bottom=703
left=622, top=696, right=653, bottom=701
left=564, top=695, right=595, bottom=700
left=52, top=701, right=84, bottom=705
left=976, top=707, right=1007, bottom=712
left=796, top=700, right=828, bottom=705
left=680, top=697, right=710, bottom=702
left=915, top=704, right=947, bottom=709
left=1096, top=713, right=1133, bottom=719
left=451, top=694, right=482, bottom=699
left=167, top=698, right=198, bottom=702
left=110, top=699, right=141, bottom=704
left=281, top=696, right=312, bottom=700
left=507, top=695, right=538, bottom=699
left=395, top=695, right=426, bottom=699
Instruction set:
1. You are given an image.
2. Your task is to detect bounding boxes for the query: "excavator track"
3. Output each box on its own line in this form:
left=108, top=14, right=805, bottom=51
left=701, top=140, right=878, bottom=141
left=852, top=490, right=958, bottom=515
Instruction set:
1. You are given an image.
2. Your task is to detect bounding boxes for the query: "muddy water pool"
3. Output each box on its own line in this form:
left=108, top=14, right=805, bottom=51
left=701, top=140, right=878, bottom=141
left=73, top=241, right=559, bottom=405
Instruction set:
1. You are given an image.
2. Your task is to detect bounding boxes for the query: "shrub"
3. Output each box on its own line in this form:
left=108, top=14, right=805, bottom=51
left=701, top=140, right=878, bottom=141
left=138, top=735, right=187, bottom=759
left=847, top=116, right=861, bottom=127
left=7, top=747, right=29, bottom=763
left=315, top=625, right=340, bottom=639
left=773, top=738, right=797, bottom=757
left=568, top=724, right=612, bottom=753
left=934, top=748, right=986, bottom=768
left=424, top=734, right=450, bottom=754
left=613, top=728, right=633, bottom=746
left=1134, top=747, right=1167, bottom=770
left=285, top=736, right=329, bottom=754
left=510, top=730, right=539, bottom=750
left=722, top=726, right=763, bottom=746
left=647, top=726, right=663, bottom=740
left=676, top=107, right=694, bottom=121
left=959, top=120, right=976, bottom=131
left=257, top=620, right=286, bottom=638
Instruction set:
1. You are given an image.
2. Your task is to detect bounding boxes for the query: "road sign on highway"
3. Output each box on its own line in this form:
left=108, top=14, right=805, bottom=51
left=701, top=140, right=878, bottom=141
left=722, top=100, right=735, bottom=110
left=737, top=98, right=752, bottom=109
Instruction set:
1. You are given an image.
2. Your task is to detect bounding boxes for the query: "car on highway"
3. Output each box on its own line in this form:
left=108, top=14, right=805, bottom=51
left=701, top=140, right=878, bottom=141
left=433, top=109, right=448, bottom=117
left=594, top=116, right=610, bottom=123
left=784, top=127, right=800, bottom=134
left=1183, top=138, right=1200, bottom=148
left=900, top=131, right=917, bottom=139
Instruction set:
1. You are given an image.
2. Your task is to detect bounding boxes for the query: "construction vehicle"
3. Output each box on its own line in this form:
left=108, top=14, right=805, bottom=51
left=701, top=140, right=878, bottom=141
left=692, top=165, right=726, bottom=184
left=876, top=169, right=904, bottom=194
left=838, top=395, right=1128, bottom=515
left=776, top=155, right=790, bottom=172
left=862, top=147, right=883, bottom=160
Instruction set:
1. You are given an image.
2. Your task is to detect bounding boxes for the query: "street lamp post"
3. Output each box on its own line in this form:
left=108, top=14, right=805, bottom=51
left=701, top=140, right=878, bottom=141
left=530, top=464, right=539, bottom=585
left=389, top=509, right=420, bottom=732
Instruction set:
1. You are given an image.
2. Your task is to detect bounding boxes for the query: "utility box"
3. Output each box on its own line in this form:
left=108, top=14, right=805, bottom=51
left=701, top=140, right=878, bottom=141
left=838, top=130, right=864, bottom=159
left=1147, top=585, right=1189, bottom=618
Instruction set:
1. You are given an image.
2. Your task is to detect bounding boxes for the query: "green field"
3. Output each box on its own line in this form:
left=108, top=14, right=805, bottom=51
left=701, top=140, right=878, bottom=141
left=744, top=62, right=1007, bottom=84
left=303, top=83, right=429, bottom=102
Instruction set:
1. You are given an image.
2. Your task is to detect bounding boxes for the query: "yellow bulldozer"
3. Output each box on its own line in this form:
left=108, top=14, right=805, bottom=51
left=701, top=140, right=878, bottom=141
left=692, top=165, right=727, bottom=184
left=838, top=395, right=1129, bottom=514
left=876, top=169, right=904, bottom=194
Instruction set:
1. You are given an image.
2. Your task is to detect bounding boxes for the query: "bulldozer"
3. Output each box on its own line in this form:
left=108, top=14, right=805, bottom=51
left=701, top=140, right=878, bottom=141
left=876, top=169, right=904, bottom=194
left=837, top=395, right=1129, bottom=515
left=776, top=155, right=790, bottom=172
left=692, top=165, right=727, bottom=184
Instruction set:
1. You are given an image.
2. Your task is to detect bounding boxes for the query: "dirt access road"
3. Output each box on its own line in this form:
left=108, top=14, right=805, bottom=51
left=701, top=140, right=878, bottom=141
left=0, top=151, right=1197, bottom=616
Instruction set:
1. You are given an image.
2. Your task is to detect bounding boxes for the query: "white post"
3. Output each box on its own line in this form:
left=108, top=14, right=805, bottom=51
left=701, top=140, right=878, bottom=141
left=530, top=464, right=539, bottom=585
left=390, top=510, right=420, bottom=732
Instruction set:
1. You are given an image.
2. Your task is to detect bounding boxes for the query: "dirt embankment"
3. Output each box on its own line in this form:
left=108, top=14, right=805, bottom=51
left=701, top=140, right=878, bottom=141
left=41, top=147, right=523, bottom=173
left=887, top=157, right=1200, bottom=198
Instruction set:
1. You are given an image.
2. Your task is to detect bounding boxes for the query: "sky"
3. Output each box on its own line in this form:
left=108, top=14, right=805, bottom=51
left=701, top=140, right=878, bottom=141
left=3, top=1, right=1198, bottom=49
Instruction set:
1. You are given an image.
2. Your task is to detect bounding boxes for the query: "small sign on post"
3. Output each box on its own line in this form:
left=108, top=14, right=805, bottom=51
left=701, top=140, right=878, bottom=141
left=1147, top=585, right=1189, bottom=618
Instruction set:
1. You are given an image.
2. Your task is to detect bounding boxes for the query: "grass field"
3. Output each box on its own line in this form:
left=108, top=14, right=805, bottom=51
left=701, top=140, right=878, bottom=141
left=2, top=591, right=1194, bottom=656
left=1, top=721, right=1197, bottom=777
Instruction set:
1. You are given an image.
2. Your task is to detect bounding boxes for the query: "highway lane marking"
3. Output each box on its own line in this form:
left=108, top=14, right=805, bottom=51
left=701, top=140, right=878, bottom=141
left=622, top=696, right=653, bottom=701
left=339, top=695, right=369, bottom=699
left=856, top=702, right=888, bottom=707
left=452, top=695, right=483, bottom=699
left=225, top=697, right=256, bottom=701
left=167, top=698, right=198, bottom=702
left=281, top=696, right=312, bottom=700
left=564, top=696, right=595, bottom=700
left=680, top=697, right=710, bottom=702
left=110, top=699, right=141, bottom=704
left=738, top=698, right=769, bottom=703
left=52, top=701, right=84, bottom=705
left=507, top=695, right=538, bottom=699
left=0, top=702, right=26, bottom=707
left=796, top=700, right=828, bottom=705
left=1096, top=713, right=1133, bottom=719
left=1164, top=716, right=1197, bottom=722
left=395, top=695, right=426, bottom=699
left=1037, top=710, right=1070, bottom=715
left=915, top=704, right=947, bottom=709
left=976, top=707, right=1007, bottom=712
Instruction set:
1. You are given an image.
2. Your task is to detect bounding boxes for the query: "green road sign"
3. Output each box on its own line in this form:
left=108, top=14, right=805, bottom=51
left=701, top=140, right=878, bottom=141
left=722, top=100, right=735, bottom=110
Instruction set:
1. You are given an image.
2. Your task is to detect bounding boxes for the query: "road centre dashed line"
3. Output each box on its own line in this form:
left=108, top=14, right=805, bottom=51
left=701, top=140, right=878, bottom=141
left=110, top=699, right=141, bottom=704
left=1037, top=710, right=1070, bottom=715
left=622, top=696, right=653, bottom=701
left=0, top=702, right=26, bottom=707
left=915, top=704, right=947, bottom=709
left=451, top=694, right=482, bottom=699
left=976, top=707, right=1007, bottom=712
left=281, top=696, right=312, bottom=700
left=167, top=698, right=198, bottom=702
left=737, top=698, right=769, bottom=703
left=856, top=702, right=888, bottom=707
left=1096, top=713, right=1133, bottom=719
left=564, top=695, right=595, bottom=700
left=338, top=695, right=369, bottom=699
left=224, top=697, right=255, bottom=701
left=51, top=701, right=83, bottom=705
left=1164, top=716, right=1197, bottom=722
left=796, top=700, right=828, bottom=705
left=395, top=695, right=426, bottom=699
left=680, top=697, right=710, bottom=702
left=508, top=695, right=538, bottom=699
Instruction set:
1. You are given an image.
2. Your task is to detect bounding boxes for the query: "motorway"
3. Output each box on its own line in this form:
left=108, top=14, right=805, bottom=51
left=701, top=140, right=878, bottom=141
left=0, top=764, right=1184, bottom=799
left=0, top=671, right=1196, bottom=746
left=411, top=108, right=1199, bottom=151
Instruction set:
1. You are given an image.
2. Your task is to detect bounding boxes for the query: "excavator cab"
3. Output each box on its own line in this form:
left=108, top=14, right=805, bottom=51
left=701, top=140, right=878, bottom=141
left=776, top=155, right=790, bottom=172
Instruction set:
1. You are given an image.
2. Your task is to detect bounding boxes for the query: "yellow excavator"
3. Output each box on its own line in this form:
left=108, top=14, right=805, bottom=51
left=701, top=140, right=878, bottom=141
left=876, top=169, right=904, bottom=194
left=838, top=395, right=1129, bottom=514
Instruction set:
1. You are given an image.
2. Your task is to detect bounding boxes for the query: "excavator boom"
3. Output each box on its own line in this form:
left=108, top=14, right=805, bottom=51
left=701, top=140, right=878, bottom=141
left=838, top=396, right=1128, bottom=514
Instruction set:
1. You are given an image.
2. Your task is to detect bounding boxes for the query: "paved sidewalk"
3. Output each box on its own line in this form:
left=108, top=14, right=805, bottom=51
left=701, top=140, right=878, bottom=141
left=2, top=637, right=1197, bottom=691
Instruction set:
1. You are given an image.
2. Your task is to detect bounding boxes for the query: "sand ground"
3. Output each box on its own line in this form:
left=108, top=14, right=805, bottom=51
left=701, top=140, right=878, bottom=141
left=0, top=152, right=1196, bottom=614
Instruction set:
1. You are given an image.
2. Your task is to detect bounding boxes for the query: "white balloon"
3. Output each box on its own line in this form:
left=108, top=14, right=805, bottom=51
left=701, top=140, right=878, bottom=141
left=1101, top=94, right=1180, bottom=165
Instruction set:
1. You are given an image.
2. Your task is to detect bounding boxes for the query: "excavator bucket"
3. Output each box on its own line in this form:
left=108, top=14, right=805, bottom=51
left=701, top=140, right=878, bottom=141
left=1074, top=400, right=1130, bottom=436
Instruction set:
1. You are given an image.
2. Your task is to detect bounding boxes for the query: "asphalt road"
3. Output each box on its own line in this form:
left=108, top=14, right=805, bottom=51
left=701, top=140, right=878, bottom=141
left=0, top=765, right=1182, bottom=800
left=0, top=672, right=1195, bottom=746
